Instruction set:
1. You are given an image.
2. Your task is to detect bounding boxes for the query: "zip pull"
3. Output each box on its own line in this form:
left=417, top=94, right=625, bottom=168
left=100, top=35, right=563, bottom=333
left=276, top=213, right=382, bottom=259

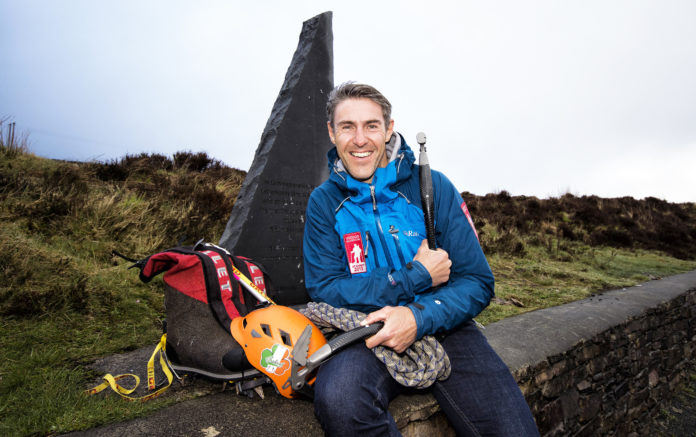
left=388, top=225, right=398, bottom=235
left=370, top=185, right=377, bottom=211
left=364, top=232, right=370, bottom=257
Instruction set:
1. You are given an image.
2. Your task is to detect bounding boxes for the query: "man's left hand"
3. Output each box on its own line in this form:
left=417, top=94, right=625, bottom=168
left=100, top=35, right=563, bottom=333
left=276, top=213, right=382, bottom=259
left=362, top=306, right=417, bottom=353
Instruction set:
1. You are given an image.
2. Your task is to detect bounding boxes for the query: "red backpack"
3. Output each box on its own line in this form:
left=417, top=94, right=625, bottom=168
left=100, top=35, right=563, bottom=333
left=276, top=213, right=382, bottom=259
left=129, top=241, right=275, bottom=381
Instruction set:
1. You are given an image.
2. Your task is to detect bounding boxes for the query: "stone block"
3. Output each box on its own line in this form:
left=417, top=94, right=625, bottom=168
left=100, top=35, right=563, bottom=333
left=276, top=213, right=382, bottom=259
left=559, top=388, right=580, bottom=422
left=628, top=387, right=649, bottom=409
left=613, top=380, right=629, bottom=399
left=610, top=332, right=628, bottom=348
left=535, top=368, right=552, bottom=385
left=587, top=356, right=608, bottom=374
left=536, top=397, right=564, bottom=435
left=579, top=392, right=602, bottom=423
left=574, top=416, right=601, bottom=437
left=614, top=393, right=628, bottom=421
left=577, top=379, right=592, bottom=392
left=625, top=319, right=646, bottom=334
left=670, top=332, right=685, bottom=346
left=513, top=363, right=532, bottom=382
left=626, top=405, right=642, bottom=421
left=548, top=352, right=566, bottom=364
left=399, top=412, right=455, bottom=437
left=518, top=379, right=537, bottom=398
left=580, top=343, right=601, bottom=361
left=666, top=348, right=682, bottom=368
left=669, top=374, right=682, bottom=391
left=535, top=359, right=569, bottom=387
left=542, top=372, right=573, bottom=399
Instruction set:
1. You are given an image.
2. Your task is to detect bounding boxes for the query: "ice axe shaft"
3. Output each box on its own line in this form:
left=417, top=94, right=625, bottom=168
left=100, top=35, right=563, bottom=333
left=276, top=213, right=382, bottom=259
left=417, top=132, right=436, bottom=250
left=229, top=264, right=276, bottom=305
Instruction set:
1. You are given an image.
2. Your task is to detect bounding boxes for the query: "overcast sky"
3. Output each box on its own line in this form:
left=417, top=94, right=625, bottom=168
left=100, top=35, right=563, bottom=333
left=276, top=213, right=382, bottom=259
left=1, top=1, right=695, bottom=202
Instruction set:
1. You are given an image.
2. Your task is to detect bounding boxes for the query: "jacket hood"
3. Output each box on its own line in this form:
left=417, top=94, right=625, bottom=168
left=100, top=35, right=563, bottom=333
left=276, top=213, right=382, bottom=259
left=326, top=132, right=416, bottom=203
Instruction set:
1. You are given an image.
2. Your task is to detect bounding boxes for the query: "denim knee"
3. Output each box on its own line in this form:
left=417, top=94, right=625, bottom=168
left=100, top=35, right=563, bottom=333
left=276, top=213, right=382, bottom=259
left=312, top=343, right=401, bottom=436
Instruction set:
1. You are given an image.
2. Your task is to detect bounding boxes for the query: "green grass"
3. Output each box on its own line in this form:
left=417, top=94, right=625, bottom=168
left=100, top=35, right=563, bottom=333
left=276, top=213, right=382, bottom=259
left=479, top=244, right=696, bottom=324
left=0, top=149, right=694, bottom=436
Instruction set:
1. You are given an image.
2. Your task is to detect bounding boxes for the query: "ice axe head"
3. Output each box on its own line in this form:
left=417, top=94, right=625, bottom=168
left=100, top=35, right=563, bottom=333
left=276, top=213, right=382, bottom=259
left=416, top=132, right=427, bottom=148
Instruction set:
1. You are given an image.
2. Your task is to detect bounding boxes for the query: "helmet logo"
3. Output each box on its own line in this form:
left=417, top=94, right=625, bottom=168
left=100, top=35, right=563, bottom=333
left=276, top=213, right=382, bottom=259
left=260, top=344, right=291, bottom=375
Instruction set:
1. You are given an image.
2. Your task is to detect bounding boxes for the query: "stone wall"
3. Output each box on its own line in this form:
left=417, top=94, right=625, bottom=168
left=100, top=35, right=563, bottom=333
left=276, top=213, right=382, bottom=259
left=395, top=270, right=696, bottom=436
left=515, top=289, right=695, bottom=435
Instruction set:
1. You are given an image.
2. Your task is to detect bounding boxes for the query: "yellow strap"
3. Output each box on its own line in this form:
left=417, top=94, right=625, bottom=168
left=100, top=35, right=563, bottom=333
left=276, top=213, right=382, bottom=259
left=86, top=334, right=173, bottom=402
left=230, top=264, right=276, bottom=305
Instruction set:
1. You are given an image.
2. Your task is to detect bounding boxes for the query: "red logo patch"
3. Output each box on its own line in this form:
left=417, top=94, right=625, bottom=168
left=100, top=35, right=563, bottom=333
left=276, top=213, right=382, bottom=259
left=343, top=232, right=367, bottom=274
left=460, top=201, right=479, bottom=241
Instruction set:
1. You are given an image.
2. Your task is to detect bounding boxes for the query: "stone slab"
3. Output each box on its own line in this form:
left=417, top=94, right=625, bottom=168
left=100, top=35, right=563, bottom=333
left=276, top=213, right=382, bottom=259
left=219, top=11, right=334, bottom=306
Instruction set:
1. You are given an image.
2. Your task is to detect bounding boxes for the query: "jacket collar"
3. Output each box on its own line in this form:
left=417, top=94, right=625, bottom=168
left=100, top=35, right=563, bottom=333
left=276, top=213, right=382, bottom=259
left=327, top=132, right=416, bottom=205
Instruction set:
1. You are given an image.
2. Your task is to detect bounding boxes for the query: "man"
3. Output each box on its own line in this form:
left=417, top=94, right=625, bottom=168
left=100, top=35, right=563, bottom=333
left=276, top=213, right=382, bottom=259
left=302, top=82, right=538, bottom=436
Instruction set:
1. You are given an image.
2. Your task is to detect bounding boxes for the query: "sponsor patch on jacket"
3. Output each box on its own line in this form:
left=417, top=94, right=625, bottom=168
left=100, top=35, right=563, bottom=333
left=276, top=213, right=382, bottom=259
left=460, top=201, right=479, bottom=241
left=343, top=232, right=367, bottom=274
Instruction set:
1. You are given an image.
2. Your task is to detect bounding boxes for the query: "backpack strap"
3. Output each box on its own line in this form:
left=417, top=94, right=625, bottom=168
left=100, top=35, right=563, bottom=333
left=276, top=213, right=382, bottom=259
left=195, top=245, right=243, bottom=332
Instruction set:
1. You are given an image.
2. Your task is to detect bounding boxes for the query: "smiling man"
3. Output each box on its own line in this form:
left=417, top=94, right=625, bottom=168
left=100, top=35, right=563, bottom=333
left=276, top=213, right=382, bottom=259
left=303, top=82, right=539, bottom=436
left=329, top=97, right=393, bottom=183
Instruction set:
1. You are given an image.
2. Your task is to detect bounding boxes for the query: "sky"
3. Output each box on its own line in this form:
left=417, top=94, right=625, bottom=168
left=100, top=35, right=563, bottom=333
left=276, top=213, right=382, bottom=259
left=1, top=0, right=695, bottom=202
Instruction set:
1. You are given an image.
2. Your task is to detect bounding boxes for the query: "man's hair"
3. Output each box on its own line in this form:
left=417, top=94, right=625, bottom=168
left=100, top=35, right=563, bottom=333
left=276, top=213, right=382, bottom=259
left=326, top=82, right=392, bottom=128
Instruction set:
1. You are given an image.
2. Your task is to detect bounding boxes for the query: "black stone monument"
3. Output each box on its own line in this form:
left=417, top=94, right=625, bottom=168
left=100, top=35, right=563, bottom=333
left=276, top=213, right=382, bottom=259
left=219, top=12, right=334, bottom=305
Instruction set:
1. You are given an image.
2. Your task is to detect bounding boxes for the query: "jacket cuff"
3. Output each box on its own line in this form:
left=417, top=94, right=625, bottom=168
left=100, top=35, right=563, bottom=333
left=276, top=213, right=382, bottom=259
left=405, top=261, right=432, bottom=293
left=406, top=303, right=425, bottom=339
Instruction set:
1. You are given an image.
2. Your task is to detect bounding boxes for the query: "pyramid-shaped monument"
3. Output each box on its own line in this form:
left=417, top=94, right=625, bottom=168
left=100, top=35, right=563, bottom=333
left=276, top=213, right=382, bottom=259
left=220, top=12, right=334, bottom=305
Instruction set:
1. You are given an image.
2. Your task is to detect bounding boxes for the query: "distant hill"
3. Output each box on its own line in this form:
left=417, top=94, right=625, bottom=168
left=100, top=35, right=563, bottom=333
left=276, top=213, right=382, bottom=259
left=463, top=191, right=695, bottom=260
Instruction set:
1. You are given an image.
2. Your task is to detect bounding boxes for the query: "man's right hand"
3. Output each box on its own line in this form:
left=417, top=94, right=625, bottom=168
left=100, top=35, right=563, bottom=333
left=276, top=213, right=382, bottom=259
left=413, top=239, right=451, bottom=287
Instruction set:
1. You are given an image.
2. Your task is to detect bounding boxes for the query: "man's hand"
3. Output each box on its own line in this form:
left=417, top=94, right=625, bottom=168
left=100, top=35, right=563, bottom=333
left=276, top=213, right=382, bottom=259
left=413, top=239, right=451, bottom=287
left=362, top=306, right=417, bottom=353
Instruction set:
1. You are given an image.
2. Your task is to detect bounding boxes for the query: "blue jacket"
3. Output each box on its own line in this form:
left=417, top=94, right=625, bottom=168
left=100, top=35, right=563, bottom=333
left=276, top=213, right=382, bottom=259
left=302, top=134, right=494, bottom=339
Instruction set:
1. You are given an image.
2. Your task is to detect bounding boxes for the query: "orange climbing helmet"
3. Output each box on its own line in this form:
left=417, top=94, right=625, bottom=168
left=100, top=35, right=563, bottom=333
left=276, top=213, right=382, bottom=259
left=230, top=305, right=328, bottom=398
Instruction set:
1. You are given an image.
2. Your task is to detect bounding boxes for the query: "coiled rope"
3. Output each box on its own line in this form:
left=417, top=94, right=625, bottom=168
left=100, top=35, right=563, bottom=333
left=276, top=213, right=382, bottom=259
left=301, top=302, right=451, bottom=389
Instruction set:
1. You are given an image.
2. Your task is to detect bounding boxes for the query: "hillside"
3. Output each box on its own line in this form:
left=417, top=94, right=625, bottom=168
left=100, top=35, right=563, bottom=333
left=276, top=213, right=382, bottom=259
left=1, top=149, right=694, bottom=435
left=464, top=190, right=696, bottom=260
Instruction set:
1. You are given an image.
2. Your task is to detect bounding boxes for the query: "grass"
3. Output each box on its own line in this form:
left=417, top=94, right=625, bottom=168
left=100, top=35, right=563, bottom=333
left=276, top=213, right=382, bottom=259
left=0, top=146, right=694, bottom=436
left=479, top=245, right=696, bottom=324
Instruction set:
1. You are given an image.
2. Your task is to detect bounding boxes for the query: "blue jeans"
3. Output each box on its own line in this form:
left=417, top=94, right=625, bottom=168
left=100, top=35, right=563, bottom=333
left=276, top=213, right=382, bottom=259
left=313, top=321, right=539, bottom=436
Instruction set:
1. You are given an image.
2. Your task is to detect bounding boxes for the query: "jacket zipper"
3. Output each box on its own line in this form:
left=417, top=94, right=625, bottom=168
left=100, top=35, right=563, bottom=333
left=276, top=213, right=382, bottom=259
left=370, top=185, right=395, bottom=269
left=365, top=231, right=381, bottom=268
left=388, top=225, right=407, bottom=268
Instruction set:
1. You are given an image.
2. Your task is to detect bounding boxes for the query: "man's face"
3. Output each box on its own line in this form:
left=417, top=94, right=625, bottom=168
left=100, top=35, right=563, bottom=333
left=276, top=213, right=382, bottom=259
left=328, top=98, right=394, bottom=184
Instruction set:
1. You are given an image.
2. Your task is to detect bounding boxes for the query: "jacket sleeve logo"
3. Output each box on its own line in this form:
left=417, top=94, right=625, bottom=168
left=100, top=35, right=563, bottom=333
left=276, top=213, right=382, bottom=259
left=460, top=201, right=479, bottom=241
left=343, top=232, right=367, bottom=274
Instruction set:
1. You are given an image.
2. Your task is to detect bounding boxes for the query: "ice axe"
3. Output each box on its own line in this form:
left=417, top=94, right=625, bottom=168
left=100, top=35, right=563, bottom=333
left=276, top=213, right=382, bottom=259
left=417, top=132, right=436, bottom=250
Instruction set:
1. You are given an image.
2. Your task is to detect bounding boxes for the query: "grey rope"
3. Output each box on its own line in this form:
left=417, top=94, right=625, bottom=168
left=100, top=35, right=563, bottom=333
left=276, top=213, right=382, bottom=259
left=301, top=302, right=451, bottom=389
